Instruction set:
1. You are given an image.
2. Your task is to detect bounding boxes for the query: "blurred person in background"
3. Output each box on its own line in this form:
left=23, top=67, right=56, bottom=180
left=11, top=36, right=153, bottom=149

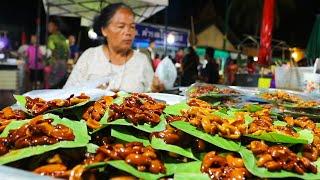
left=68, top=35, right=80, bottom=61
left=140, top=38, right=156, bottom=67
left=67, top=35, right=80, bottom=74
left=47, top=18, right=70, bottom=88
left=227, top=58, right=238, bottom=85
left=152, top=53, right=161, bottom=71
left=247, top=57, right=256, bottom=74
left=25, top=35, right=44, bottom=89
left=181, top=46, right=199, bottom=86
left=174, top=47, right=184, bottom=64
left=200, top=47, right=219, bottom=84
left=17, top=41, right=28, bottom=60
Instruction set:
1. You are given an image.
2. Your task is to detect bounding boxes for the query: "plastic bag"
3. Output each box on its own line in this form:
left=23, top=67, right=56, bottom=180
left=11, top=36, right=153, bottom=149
left=304, top=58, right=320, bottom=94
left=275, top=66, right=313, bottom=91
left=155, top=56, right=177, bottom=90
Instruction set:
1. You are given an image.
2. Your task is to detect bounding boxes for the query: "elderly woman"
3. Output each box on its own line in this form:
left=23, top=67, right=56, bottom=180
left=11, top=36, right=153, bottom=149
left=64, top=3, right=163, bottom=92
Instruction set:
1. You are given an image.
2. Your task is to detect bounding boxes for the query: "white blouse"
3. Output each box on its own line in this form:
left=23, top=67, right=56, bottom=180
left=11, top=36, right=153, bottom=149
left=64, top=45, right=154, bottom=93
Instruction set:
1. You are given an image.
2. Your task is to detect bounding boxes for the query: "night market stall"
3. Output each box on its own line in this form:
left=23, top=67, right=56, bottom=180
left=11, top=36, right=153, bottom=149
left=1, top=0, right=320, bottom=179
left=0, top=83, right=320, bottom=179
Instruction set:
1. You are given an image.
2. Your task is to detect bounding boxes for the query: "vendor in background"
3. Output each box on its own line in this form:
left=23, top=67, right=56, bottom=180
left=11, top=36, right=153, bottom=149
left=152, top=53, right=161, bottom=71
left=67, top=35, right=80, bottom=74
left=25, top=35, right=44, bottom=89
left=47, top=18, right=70, bottom=89
left=140, top=38, right=155, bottom=67
left=200, top=47, right=219, bottom=84
left=17, top=41, right=28, bottom=61
left=64, top=3, right=163, bottom=92
left=68, top=35, right=80, bottom=61
left=227, top=58, right=238, bottom=85
left=174, top=47, right=184, bottom=64
left=181, top=46, right=199, bottom=86
left=247, top=57, right=256, bottom=74
left=17, top=39, right=30, bottom=92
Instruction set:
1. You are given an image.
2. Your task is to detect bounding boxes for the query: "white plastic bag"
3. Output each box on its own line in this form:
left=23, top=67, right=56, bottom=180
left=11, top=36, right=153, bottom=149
left=155, top=56, right=177, bottom=90
left=314, top=58, right=320, bottom=73
left=275, top=66, right=313, bottom=91
left=304, top=58, right=320, bottom=94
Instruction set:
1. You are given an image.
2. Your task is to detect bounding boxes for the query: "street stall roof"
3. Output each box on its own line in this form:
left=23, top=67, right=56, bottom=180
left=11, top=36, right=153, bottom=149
left=42, top=0, right=168, bottom=26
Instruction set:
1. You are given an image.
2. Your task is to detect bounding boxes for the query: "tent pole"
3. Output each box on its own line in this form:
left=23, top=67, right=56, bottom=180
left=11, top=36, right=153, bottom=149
left=45, top=2, right=50, bottom=46
left=100, top=0, right=103, bottom=12
left=190, top=16, right=195, bottom=46
left=35, top=0, right=41, bottom=90
left=77, top=31, right=81, bottom=48
left=223, top=0, right=229, bottom=50
left=164, top=7, right=168, bottom=56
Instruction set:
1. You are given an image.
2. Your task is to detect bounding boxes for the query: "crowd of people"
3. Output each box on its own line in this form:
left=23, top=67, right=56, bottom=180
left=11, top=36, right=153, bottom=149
left=17, top=19, right=80, bottom=91
left=12, top=2, right=268, bottom=93
left=18, top=32, right=244, bottom=92
left=139, top=40, right=223, bottom=88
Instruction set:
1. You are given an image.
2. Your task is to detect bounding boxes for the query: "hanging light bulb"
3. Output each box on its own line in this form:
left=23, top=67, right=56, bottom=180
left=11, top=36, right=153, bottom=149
left=167, top=33, right=175, bottom=45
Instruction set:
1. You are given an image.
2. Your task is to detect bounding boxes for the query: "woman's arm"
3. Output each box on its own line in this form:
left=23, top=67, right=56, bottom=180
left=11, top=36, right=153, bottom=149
left=151, top=76, right=165, bottom=92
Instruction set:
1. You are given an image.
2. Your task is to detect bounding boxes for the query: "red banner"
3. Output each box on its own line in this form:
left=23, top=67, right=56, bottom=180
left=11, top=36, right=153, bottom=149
left=258, top=0, right=275, bottom=65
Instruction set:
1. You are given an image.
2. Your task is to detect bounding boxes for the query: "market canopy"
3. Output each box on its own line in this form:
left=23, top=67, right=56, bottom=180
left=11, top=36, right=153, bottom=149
left=42, top=0, right=168, bottom=26
left=306, top=15, right=320, bottom=65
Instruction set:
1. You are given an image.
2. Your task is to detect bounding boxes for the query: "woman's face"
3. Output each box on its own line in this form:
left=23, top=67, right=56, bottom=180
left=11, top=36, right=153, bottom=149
left=101, top=8, right=136, bottom=52
left=48, top=22, right=57, bottom=34
left=31, top=35, right=37, bottom=45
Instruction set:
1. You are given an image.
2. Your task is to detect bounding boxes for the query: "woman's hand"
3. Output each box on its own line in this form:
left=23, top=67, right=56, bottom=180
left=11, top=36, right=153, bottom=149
left=151, top=76, right=165, bottom=92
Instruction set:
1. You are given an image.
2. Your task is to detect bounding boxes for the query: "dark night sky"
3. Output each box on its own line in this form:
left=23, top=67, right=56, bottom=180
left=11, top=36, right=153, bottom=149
left=145, top=0, right=320, bottom=48
left=1, top=0, right=319, bottom=49
left=0, top=0, right=81, bottom=45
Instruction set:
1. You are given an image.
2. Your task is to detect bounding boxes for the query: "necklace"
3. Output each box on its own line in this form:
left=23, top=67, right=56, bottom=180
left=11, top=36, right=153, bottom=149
left=104, top=45, right=129, bottom=92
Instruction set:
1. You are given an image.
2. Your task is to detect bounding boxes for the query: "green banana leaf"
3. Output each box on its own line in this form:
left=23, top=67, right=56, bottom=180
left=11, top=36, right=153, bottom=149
left=151, top=137, right=197, bottom=160
left=245, top=104, right=263, bottom=112
left=108, top=160, right=166, bottom=180
left=95, top=92, right=166, bottom=133
left=170, top=121, right=241, bottom=152
left=211, top=101, right=221, bottom=106
left=244, top=114, right=255, bottom=126
left=0, top=114, right=90, bottom=164
left=282, top=103, right=320, bottom=110
left=164, top=101, right=189, bottom=116
left=239, top=147, right=320, bottom=179
left=13, top=95, right=28, bottom=112
left=14, top=95, right=90, bottom=115
left=165, top=161, right=202, bottom=174
left=174, top=173, right=209, bottom=180
left=99, top=110, right=110, bottom=125
left=198, top=91, right=241, bottom=99
left=284, top=110, right=320, bottom=120
left=105, top=114, right=166, bottom=133
left=111, top=128, right=151, bottom=146
left=167, top=161, right=209, bottom=180
left=187, top=85, right=241, bottom=98
left=245, top=128, right=313, bottom=144
left=114, top=91, right=130, bottom=105
left=98, top=93, right=129, bottom=125
left=273, top=120, right=288, bottom=126
left=86, top=160, right=166, bottom=180
left=212, top=110, right=253, bottom=126
left=86, top=160, right=203, bottom=180
left=86, top=143, right=99, bottom=153
left=110, top=127, right=197, bottom=160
